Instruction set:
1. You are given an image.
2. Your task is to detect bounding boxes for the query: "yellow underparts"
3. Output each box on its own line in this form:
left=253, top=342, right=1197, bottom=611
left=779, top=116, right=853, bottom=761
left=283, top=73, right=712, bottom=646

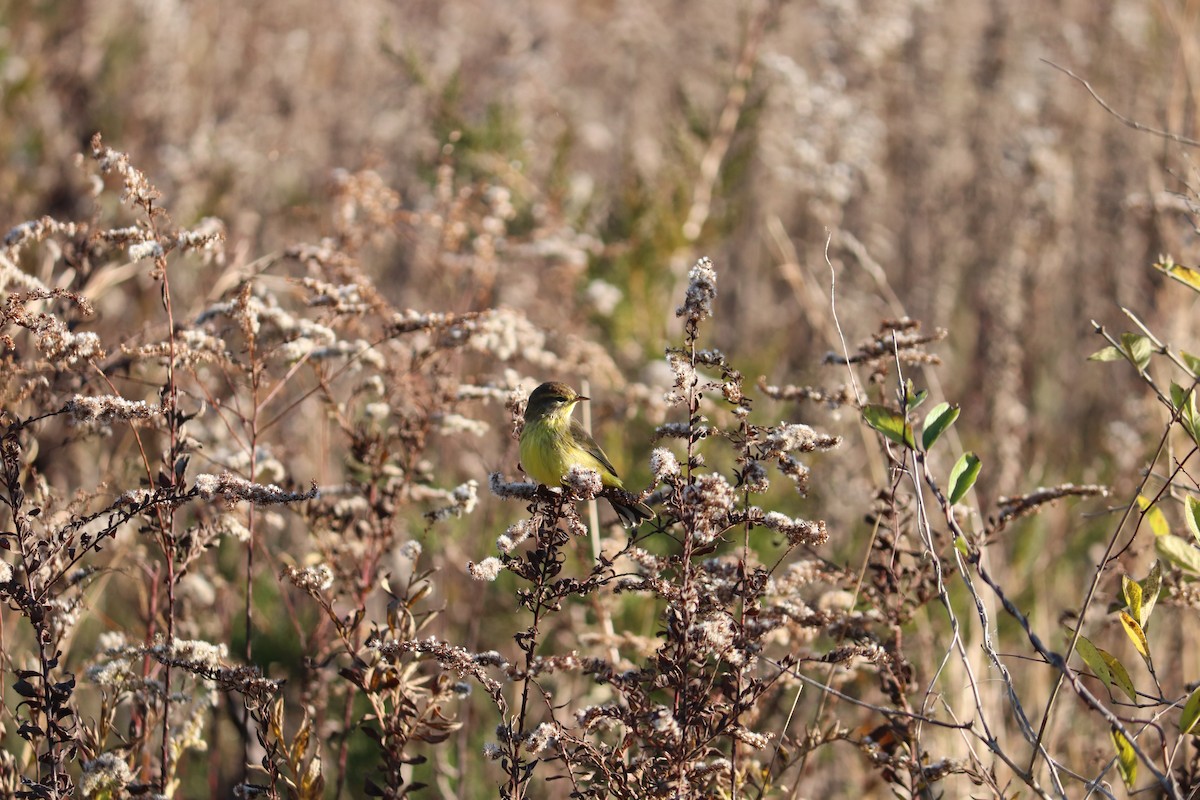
left=520, top=407, right=623, bottom=489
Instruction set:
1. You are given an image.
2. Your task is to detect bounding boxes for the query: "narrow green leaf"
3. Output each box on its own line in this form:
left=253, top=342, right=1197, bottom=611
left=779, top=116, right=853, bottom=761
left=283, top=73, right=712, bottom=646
left=1139, top=561, right=1161, bottom=628
left=862, top=404, right=914, bottom=449
left=1182, top=687, right=1200, bottom=735
left=921, top=402, right=960, bottom=452
left=1171, top=382, right=1188, bottom=411
left=1099, top=650, right=1137, bottom=702
left=1122, top=576, right=1143, bottom=626
left=1136, top=495, right=1170, bottom=538
left=1088, top=345, right=1123, bottom=362
left=948, top=452, right=981, bottom=504
left=953, top=536, right=969, bottom=557
left=1120, top=333, right=1153, bottom=372
left=1074, top=633, right=1112, bottom=694
left=1111, top=728, right=1137, bottom=789
left=1177, top=389, right=1200, bottom=445
left=1119, top=611, right=1149, bottom=658
left=1188, top=496, right=1200, bottom=544
left=1156, top=534, right=1200, bottom=574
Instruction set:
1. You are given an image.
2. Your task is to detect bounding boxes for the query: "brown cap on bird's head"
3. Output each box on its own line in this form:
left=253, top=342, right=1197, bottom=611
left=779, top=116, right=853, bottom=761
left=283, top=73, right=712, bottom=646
left=526, top=381, right=588, bottom=420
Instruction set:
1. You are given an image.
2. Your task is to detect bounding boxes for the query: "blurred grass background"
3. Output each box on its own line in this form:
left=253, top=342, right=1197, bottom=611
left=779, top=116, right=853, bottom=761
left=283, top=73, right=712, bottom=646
left=4, top=0, right=1200, bottom=795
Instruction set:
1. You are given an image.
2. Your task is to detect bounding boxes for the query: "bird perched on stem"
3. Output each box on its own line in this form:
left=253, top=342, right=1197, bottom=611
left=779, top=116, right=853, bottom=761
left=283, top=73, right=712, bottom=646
left=519, top=381, right=654, bottom=528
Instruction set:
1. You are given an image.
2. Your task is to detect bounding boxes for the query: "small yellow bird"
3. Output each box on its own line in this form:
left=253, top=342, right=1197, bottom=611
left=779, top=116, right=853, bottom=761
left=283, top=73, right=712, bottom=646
left=519, top=381, right=654, bottom=528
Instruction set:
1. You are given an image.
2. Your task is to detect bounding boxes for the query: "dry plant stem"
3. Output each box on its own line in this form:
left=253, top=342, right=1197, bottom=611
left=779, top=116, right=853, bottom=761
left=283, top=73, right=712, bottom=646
left=2, top=433, right=61, bottom=792
left=917, top=450, right=1182, bottom=797
left=786, top=233, right=867, bottom=794
left=681, top=0, right=779, bottom=243
left=1043, top=59, right=1200, bottom=148
left=580, top=379, right=619, bottom=667
left=506, top=497, right=568, bottom=799
left=784, top=499, right=882, bottom=800
left=674, top=320, right=703, bottom=789
left=148, top=231, right=181, bottom=793
left=242, top=320, right=262, bottom=783
left=887, top=344, right=1043, bottom=798
left=908, top=448, right=1060, bottom=800
left=885, top=342, right=1062, bottom=797
left=1028, top=388, right=1184, bottom=782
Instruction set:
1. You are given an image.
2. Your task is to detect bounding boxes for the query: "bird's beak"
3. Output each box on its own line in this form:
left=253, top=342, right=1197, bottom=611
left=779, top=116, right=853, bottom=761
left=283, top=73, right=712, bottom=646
left=576, top=395, right=590, bottom=402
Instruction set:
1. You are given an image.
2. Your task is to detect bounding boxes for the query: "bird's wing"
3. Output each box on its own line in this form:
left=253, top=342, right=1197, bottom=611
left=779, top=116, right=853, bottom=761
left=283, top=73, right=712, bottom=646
left=570, top=418, right=619, bottom=477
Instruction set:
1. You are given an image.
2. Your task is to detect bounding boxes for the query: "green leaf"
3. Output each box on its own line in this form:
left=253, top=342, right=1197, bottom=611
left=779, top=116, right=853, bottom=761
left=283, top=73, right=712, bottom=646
left=1136, top=495, right=1170, bottom=538
left=1119, top=611, right=1149, bottom=658
left=1100, top=650, right=1137, bottom=702
left=1122, top=576, right=1143, bottom=625
left=1088, top=345, right=1123, bottom=362
left=1139, top=561, right=1161, bottom=628
left=904, top=380, right=928, bottom=412
left=1174, top=387, right=1200, bottom=444
left=953, top=536, right=969, bottom=557
left=1074, top=633, right=1112, bottom=694
left=921, top=402, right=960, bottom=451
left=1183, top=686, right=1200, bottom=735
left=862, top=404, right=914, bottom=449
left=1188, top=497, right=1200, bottom=544
left=1156, top=534, right=1200, bottom=574
left=1111, top=728, right=1137, bottom=789
left=1155, top=256, right=1200, bottom=295
left=1171, top=382, right=1188, bottom=411
left=1183, top=352, right=1200, bottom=378
left=1120, top=333, right=1153, bottom=372
left=948, top=452, right=981, bottom=504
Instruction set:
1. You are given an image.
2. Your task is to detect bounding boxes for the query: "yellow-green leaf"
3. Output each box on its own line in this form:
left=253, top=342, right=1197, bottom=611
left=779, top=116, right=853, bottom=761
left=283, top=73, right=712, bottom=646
left=1171, top=382, right=1189, bottom=411
left=1178, top=389, right=1200, bottom=445
left=1088, top=345, right=1123, bottom=362
left=905, top=380, right=928, bottom=412
left=1156, top=534, right=1200, bottom=574
left=948, top=452, right=981, bottom=504
left=1122, top=575, right=1142, bottom=624
left=1183, top=352, right=1200, bottom=378
left=1111, top=728, right=1137, bottom=789
left=1120, top=333, right=1153, bottom=372
left=921, top=402, right=960, bottom=452
left=1155, top=256, right=1200, bottom=295
left=862, top=404, right=915, bottom=449
left=1136, top=495, right=1170, bottom=538
left=1074, top=633, right=1112, bottom=692
left=1100, top=650, right=1137, bottom=702
left=1182, top=686, right=1200, bottom=735
left=1139, top=561, right=1161, bottom=628
left=1120, top=611, right=1149, bottom=658
left=1188, top=496, right=1200, bottom=544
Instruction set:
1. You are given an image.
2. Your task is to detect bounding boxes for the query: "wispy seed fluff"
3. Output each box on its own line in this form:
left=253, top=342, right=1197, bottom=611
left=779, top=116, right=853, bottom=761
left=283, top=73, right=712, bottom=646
left=682, top=473, right=737, bottom=545
left=676, top=257, right=717, bottom=323
left=193, top=472, right=318, bottom=505
left=762, top=511, right=828, bottom=546
left=468, top=557, right=504, bottom=581
left=497, top=519, right=535, bottom=554
left=563, top=466, right=603, bottom=499
left=762, top=423, right=841, bottom=456
left=79, top=753, right=134, bottom=797
left=650, top=448, right=681, bottom=481
left=66, top=394, right=160, bottom=425
left=284, top=563, right=335, bottom=594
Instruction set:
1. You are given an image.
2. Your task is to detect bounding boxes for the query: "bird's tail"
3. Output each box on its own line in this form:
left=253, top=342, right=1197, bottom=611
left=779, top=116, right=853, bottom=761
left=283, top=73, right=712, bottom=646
left=603, top=487, right=655, bottom=528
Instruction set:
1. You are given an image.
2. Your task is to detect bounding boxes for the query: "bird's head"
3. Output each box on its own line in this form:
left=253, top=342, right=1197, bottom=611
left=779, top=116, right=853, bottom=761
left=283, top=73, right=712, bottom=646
left=525, top=381, right=588, bottom=426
